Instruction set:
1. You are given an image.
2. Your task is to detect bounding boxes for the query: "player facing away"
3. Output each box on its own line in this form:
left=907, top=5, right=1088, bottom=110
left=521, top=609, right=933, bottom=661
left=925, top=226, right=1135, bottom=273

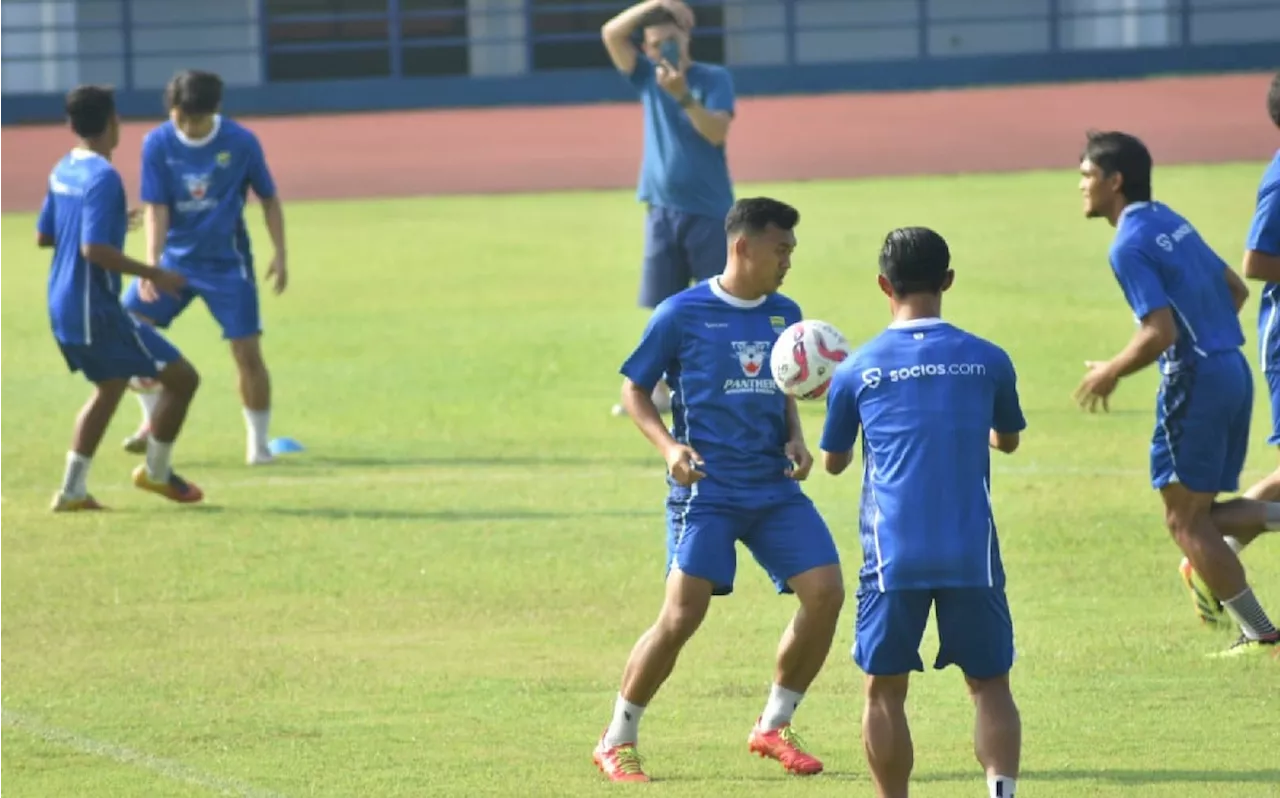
left=120, top=69, right=288, bottom=465
left=1074, top=130, right=1280, bottom=657
left=593, top=198, right=845, bottom=782
left=820, top=227, right=1025, bottom=798
left=40, top=85, right=204, bottom=511
left=601, top=0, right=736, bottom=417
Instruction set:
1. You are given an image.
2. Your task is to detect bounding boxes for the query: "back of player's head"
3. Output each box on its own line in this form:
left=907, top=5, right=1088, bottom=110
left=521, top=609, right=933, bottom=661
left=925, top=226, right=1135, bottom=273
left=65, top=84, right=116, bottom=139
left=1268, top=70, right=1280, bottom=129
left=879, top=227, right=951, bottom=296
left=724, top=197, right=800, bottom=239
left=165, top=70, right=223, bottom=116
left=1080, top=130, right=1152, bottom=203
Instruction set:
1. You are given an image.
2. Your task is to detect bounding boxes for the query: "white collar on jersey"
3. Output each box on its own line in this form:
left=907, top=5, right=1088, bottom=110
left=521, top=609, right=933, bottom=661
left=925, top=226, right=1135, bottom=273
left=173, top=114, right=223, bottom=148
left=69, top=148, right=105, bottom=162
left=709, top=277, right=767, bottom=308
left=887, top=317, right=947, bottom=330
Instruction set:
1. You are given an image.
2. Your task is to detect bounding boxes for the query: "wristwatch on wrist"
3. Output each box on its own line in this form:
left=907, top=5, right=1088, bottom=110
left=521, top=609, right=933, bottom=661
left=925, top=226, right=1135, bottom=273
left=678, top=92, right=695, bottom=108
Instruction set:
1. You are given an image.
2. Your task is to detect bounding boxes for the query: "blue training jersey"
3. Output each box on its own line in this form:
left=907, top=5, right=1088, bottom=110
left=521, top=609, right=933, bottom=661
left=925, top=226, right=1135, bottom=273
left=619, top=279, right=802, bottom=497
left=1249, top=151, right=1280, bottom=372
left=140, top=115, right=277, bottom=272
left=38, top=149, right=130, bottom=345
left=1109, top=201, right=1245, bottom=373
left=627, top=57, right=736, bottom=221
left=819, top=319, right=1026, bottom=592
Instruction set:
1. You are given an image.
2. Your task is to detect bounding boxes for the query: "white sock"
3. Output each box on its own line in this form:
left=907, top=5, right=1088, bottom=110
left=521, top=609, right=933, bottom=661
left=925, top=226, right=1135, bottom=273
left=988, top=775, right=1016, bottom=797
left=1224, top=535, right=1245, bottom=554
left=603, top=694, right=645, bottom=748
left=759, top=683, right=804, bottom=731
left=61, top=451, right=92, bottom=497
left=137, top=391, right=160, bottom=426
left=244, top=408, right=270, bottom=454
left=146, top=439, right=174, bottom=482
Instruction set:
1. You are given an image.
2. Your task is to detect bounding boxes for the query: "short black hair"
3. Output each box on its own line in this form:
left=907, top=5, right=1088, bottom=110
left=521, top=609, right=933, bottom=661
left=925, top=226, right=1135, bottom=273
left=724, top=197, right=800, bottom=238
left=879, top=227, right=951, bottom=296
left=65, top=85, right=116, bottom=139
left=1268, top=70, right=1280, bottom=129
left=1081, top=130, right=1153, bottom=203
left=165, top=70, right=223, bottom=115
left=638, top=7, right=680, bottom=28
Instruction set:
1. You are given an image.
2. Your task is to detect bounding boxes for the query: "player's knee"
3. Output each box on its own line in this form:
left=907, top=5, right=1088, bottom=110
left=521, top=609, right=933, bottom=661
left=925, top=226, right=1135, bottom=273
left=864, top=674, right=910, bottom=706
left=964, top=672, right=1011, bottom=700
left=159, top=359, right=200, bottom=398
left=655, top=600, right=707, bottom=644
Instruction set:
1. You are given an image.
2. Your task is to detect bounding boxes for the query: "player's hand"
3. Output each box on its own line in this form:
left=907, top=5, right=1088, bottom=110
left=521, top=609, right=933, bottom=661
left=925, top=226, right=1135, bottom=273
left=656, top=61, right=689, bottom=100
left=266, top=252, right=288, bottom=295
left=657, top=0, right=695, bottom=31
left=1074, top=360, right=1119, bottom=413
left=784, top=438, right=813, bottom=481
left=138, top=278, right=160, bottom=302
left=664, top=443, right=706, bottom=487
left=126, top=208, right=143, bottom=231
left=147, top=270, right=186, bottom=299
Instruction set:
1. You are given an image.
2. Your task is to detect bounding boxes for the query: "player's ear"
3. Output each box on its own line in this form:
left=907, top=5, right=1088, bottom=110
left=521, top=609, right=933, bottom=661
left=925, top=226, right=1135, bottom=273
left=941, top=270, right=955, bottom=292
left=877, top=274, right=893, bottom=298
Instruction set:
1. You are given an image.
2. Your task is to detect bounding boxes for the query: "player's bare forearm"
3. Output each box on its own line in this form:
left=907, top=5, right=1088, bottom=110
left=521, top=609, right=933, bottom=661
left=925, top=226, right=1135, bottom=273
left=601, top=0, right=661, bottom=73
left=1223, top=265, right=1250, bottom=312
left=81, top=244, right=170, bottom=280
left=989, top=430, right=1020, bottom=454
left=784, top=396, right=805, bottom=444
left=684, top=105, right=730, bottom=146
left=622, top=379, right=680, bottom=457
left=261, top=196, right=287, bottom=258
left=1242, top=250, right=1280, bottom=284
left=143, top=203, right=169, bottom=266
left=822, top=450, right=852, bottom=475
left=1108, top=308, right=1177, bottom=380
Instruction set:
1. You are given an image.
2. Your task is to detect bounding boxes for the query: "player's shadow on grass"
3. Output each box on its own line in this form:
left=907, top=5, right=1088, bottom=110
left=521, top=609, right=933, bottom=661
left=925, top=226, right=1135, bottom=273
left=907, top=768, right=1280, bottom=786
left=256, top=507, right=647, bottom=522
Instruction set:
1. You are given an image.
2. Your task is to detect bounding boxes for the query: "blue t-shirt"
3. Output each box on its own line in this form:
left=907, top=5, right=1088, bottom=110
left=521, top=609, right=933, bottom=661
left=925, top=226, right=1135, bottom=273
left=1109, top=201, right=1244, bottom=374
left=38, top=149, right=130, bottom=345
left=619, top=279, right=802, bottom=498
left=1248, top=150, right=1280, bottom=371
left=140, top=115, right=277, bottom=272
left=819, top=319, right=1026, bottom=592
left=628, top=57, right=735, bottom=221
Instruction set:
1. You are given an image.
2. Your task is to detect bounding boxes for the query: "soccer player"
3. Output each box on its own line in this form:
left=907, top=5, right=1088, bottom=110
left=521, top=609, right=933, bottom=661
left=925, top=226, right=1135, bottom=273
left=593, top=198, right=844, bottom=782
left=1074, top=130, right=1280, bottom=657
left=601, top=0, right=736, bottom=417
left=820, top=227, right=1025, bottom=798
left=40, top=85, right=204, bottom=511
left=120, top=69, right=287, bottom=465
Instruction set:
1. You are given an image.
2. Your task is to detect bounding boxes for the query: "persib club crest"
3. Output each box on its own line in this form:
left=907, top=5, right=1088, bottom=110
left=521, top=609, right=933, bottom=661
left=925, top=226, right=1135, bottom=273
left=183, top=173, right=211, bottom=200
left=769, top=315, right=787, bottom=334
left=732, top=340, right=771, bottom=377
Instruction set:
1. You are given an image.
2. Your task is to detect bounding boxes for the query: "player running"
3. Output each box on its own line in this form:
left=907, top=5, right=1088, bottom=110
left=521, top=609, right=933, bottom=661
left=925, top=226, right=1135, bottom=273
left=821, top=227, right=1025, bottom=798
left=1074, top=130, right=1280, bottom=658
left=41, top=85, right=204, bottom=511
left=121, top=69, right=288, bottom=466
left=593, top=198, right=844, bottom=782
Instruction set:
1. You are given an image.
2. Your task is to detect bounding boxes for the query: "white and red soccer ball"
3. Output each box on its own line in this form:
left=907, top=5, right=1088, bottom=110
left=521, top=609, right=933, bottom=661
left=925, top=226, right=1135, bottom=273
left=770, top=320, right=852, bottom=400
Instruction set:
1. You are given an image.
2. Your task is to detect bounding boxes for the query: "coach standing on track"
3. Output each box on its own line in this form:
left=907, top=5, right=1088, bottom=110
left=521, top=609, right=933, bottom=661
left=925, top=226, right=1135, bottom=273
left=602, top=0, right=737, bottom=417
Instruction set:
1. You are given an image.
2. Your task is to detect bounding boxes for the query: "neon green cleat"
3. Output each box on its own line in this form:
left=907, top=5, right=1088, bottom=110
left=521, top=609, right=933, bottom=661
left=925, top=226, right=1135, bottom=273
left=1179, top=557, right=1230, bottom=628
left=1207, top=633, right=1280, bottom=660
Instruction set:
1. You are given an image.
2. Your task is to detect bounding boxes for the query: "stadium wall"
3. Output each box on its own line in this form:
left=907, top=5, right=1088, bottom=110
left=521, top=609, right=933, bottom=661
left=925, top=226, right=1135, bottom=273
left=2, top=0, right=1278, bottom=126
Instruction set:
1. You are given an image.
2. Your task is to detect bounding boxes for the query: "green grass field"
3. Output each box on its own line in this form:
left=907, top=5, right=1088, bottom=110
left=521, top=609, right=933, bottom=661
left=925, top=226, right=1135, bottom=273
left=2, top=164, right=1278, bottom=798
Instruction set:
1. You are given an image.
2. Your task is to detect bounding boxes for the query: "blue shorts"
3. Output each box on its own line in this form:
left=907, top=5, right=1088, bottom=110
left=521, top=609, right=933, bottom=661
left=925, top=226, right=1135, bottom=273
left=122, top=263, right=261, bottom=341
left=853, top=587, right=1015, bottom=679
left=1265, top=370, right=1280, bottom=447
left=639, top=205, right=727, bottom=308
left=1151, top=352, right=1252, bottom=494
left=57, top=311, right=183, bottom=384
left=665, top=488, right=840, bottom=596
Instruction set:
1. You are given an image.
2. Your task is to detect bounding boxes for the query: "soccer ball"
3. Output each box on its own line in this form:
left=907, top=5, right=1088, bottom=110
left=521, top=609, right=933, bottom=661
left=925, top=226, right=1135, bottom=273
left=128, top=376, right=161, bottom=394
left=770, top=320, right=852, bottom=400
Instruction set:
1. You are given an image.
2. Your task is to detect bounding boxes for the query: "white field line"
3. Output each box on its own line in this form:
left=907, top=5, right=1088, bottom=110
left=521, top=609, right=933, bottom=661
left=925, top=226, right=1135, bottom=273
left=1, top=709, right=288, bottom=798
